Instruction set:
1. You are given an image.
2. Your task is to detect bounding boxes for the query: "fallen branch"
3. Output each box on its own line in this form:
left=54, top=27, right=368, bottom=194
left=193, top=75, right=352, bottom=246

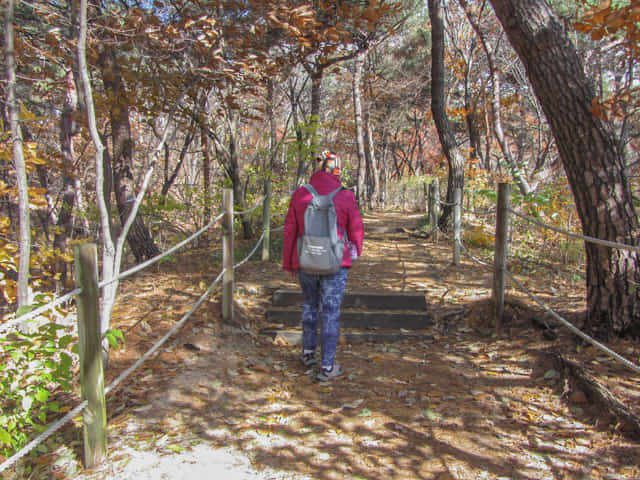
left=553, top=353, right=640, bottom=439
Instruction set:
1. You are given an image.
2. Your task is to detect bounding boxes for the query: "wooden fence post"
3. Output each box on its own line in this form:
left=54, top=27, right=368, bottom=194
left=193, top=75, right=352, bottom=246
left=261, top=179, right=271, bottom=261
left=74, top=243, right=106, bottom=468
left=453, top=187, right=462, bottom=265
left=493, top=182, right=511, bottom=333
left=429, top=179, right=439, bottom=242
left=222, top=188, right=234, bottom=323
left=402, top=183, right=407, bottom=211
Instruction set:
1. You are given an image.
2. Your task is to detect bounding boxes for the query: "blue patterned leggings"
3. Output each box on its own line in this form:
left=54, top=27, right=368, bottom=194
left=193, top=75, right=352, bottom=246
left=298, top=267, right=349, bottom=369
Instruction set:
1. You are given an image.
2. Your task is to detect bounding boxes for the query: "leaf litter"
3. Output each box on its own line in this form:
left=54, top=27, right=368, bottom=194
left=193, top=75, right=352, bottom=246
left=22, top=211, right=640, bottom=480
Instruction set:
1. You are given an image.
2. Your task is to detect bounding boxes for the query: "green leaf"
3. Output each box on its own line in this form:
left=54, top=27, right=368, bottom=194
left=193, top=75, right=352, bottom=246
left=15, top=305, right=36, bottom=317
left=544, top=369, right=558, bottom=380
left=34, top=387, right=50, bottom=403
left=111, top=329, right=125, bottom=341
left=59, top=352, right=72, bottom=370
left=0, top=427, right=12, bottom=446
left=357, top=408, right=372, bottom=417
left=105, top=329, right=125, bottom=349
left=58, top=335, right=75, bottom=349
left=106, top=334, right=119, bottom=349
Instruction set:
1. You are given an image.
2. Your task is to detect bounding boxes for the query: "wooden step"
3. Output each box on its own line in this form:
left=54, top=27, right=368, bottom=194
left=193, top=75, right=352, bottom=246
left=272, top=290, right=427, bottom=310
left=261, top=329, right=434, bottom=345
left=266, top=307, right=432, bottom=330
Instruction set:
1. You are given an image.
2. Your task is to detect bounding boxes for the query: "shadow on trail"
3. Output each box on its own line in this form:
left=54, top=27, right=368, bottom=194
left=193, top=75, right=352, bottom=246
left=95, top=210, right=637, bottom=480
left=103, top=318, right=633, bottom=480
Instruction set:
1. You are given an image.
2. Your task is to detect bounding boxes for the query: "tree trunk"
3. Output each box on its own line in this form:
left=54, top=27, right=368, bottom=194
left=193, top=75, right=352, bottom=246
left=161, top=124, right=193, bottom=198
left=353, top=50, right=367, bottom=206
left=291, top=80, right=307, bottom=185
left=214, top=111, right=252, bottom=239
left=5, top=0, right=30, bottom=308
left=99, top=47, right=159, bottom=262
left=76, top=0, right=115, bottom=361
left=365, top=106, right=380, bottom=209
left=428, top=0, right=465, bottom=232
left=462, top=40, right=483, bottom=166
left=202, top=126, right=211, bottom=222
left=459, top=0, right=531, bottom=195
left=489, top=0, right=640, bottom=338
left=54, top=71, right=79, bottom=284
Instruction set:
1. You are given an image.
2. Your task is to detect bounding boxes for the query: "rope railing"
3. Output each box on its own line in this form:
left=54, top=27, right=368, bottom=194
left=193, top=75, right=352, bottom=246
left=462, top=205, right=496, bottom=216
left=234, top=198, right=265, bottom=216
left=0, top=213, right=228, bottom=336
left=503, top=269, right=640, bottom=374
left=436, top=181, right=640, bottom=376
left=99, top=212, right=226, bottom=288
left=508, top=207, right=640, bottom=253
left=0, top=288, right=82, bottom=335
left=456, top=229, right=640, bottom=375
left=0, top=268, right=228, bottom=473
left=0, top=186, right=282, bottom=474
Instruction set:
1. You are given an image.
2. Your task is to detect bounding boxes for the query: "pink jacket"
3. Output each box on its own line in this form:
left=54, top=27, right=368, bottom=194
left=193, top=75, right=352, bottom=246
left=283, top=171, right=365, bottom=272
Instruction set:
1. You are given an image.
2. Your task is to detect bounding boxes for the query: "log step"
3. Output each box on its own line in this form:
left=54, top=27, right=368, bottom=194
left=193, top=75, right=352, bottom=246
left=261, top=329, right=434, bottom=345
left=272, top=289, right=427, bottom=310
left=266, top=307, right=432, bottom=330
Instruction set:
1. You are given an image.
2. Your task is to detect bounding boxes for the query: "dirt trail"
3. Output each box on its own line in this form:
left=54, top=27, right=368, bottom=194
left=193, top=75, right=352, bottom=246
left=51, top=211, right=640, bottom=480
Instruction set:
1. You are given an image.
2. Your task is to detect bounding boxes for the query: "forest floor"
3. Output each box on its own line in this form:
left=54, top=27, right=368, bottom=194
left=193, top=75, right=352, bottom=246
left=20, top=211, right=640, bottom=480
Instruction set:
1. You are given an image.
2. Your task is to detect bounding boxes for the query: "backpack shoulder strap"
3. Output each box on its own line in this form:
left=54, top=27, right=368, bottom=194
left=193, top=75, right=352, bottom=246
left=327, top=186, right=344, bottom=200
left=303, top=183, right=319, bottom=198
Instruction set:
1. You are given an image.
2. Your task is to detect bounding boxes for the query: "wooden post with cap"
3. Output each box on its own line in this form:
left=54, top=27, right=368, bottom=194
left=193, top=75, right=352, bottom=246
left=222, top=188, right=234, bottom=323
left=493, top=182, right=511, bottom=333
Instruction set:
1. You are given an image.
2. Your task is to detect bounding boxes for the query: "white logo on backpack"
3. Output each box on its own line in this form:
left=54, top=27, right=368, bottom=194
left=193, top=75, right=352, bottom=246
left=297, top=184, right=346, bottom=275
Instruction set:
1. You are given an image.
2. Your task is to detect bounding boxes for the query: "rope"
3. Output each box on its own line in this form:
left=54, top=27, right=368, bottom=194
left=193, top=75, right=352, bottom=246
left=99, top=212, right=225, bottom=288
left=105, top=269, right=225, bottom=394
left=456, top=235, right=640, bottom=375
left=0, top=203, right=279, bottom=472
left=0, top=213, right=226, bottom=335
left=504, top=269, right=640, bottom=374
left=0, top=268, right=226, bottom=474
left=234, top=197, right=265, bottom=216
left=508, top=208, right=640, bottom=253
left=0, top=288, right=81, bottom=336
left=0, top=401, right=87, bottom=473
left=462, top=206, right=496, bottom=216
left=233, top=231, right=265, bottom=270
left=438, top=199, right=458, bottom=207
left=458, top=240, right=493, bottom=270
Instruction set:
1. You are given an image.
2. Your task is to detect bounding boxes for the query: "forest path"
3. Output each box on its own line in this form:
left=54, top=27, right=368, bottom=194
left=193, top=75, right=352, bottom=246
left=61, top=210, right=640, bottom=480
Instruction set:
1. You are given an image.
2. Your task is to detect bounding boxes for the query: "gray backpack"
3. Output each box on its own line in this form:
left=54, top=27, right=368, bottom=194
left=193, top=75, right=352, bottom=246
left=297, top=184, right=346, bottom=275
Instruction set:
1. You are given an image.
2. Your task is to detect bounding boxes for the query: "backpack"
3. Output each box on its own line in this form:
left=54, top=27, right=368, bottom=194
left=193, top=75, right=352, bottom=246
left=297, top=184, right=346, bottom=275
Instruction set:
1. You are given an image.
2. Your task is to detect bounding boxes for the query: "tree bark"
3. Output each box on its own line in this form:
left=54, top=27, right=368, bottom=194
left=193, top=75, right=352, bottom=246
left=5, top=0, right=30, bottom=308
left=459, top=0, right=531, bottom=195
left=202, top=126, right=211, bottom=223
left=489, top=0, right=640, bottom=338
left=365, top=105, right=380, bottom=209
left=462, top=39, right=483, bottom=166
left=99, top=47, right=159, bottom=262
left=353, top=50, right=367, bottom=206
left=54, top=71, right=79, bottom=284
left=428, top=0, right=466, bottom=232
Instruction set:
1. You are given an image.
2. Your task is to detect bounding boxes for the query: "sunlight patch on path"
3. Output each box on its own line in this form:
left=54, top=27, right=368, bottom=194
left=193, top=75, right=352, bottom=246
left=73, top=443, right=310, bottom=480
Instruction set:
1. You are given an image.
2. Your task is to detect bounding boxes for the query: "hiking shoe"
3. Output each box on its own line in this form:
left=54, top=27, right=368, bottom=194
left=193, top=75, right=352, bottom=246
left=315, top=364, right=344, bottom=382
left=300, top=352, right=317, bottom=367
